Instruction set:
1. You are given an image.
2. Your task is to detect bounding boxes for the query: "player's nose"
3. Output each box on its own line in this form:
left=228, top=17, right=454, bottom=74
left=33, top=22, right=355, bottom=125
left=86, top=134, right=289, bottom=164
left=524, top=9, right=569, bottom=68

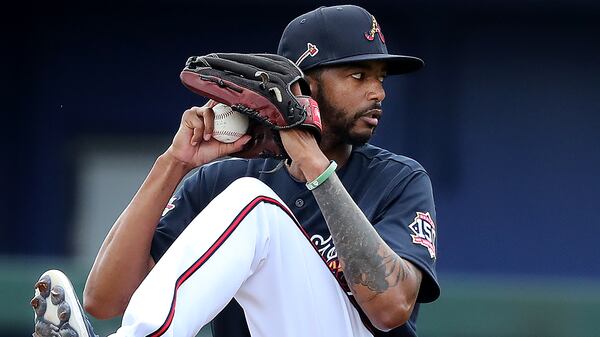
left=367, top=80, right=386, bottom=102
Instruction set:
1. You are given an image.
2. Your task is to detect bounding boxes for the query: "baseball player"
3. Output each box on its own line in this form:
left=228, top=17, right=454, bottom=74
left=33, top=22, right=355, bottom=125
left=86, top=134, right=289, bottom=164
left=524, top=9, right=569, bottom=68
left=31, top=5, right=439, bottom=337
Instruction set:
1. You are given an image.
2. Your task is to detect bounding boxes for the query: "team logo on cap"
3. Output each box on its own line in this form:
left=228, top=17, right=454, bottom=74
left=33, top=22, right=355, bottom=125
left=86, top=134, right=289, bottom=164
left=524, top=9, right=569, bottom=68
left=364, top=15, right=385, bottom=43
left=408, top=212, right=437, bottom=259
left=295, top=42, right=319, bottom=66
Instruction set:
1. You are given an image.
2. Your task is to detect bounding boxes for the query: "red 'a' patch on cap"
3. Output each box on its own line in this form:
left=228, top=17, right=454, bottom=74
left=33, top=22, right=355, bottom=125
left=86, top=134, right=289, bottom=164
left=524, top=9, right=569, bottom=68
left=364, top=15, right=385, bottom=43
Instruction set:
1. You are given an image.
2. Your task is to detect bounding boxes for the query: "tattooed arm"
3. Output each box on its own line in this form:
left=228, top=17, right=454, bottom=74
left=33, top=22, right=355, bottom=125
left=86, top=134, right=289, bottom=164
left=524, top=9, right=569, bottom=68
left=279, top=123, right=423, bottom=330
left=312, top=173, right=422, bottom=331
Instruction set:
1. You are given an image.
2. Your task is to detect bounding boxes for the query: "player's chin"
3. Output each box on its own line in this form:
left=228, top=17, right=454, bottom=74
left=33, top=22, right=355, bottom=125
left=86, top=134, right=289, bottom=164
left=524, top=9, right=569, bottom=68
left=347, top=128, right=374, bottom=146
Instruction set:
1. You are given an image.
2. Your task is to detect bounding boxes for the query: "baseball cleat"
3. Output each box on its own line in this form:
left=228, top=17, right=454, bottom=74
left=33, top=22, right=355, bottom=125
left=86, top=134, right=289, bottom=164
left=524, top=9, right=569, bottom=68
left=31, top=270, right=98, bottom=337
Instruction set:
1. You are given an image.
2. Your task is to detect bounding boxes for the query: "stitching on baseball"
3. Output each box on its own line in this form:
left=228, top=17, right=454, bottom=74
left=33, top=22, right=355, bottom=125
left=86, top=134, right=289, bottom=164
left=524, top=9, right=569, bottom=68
left=213, top=130, right=245, bottom=137
left=214, top=109, right=236, bottom=120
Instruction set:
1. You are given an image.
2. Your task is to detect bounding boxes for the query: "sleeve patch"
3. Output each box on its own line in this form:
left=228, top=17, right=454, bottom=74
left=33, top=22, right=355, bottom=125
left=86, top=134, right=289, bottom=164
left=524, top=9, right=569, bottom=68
left=162, top=197, right=177, bottom=217
left=408, top=212, right=437, bottom=259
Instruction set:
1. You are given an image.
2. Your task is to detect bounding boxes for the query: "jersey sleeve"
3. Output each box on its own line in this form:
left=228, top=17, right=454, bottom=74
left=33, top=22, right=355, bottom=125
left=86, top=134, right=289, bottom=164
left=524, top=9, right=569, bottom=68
left=150, top=169, right=211, bottom=262
left=372, top=170, right=440, bottom=303
left=150, top=159, right=252, bottom=262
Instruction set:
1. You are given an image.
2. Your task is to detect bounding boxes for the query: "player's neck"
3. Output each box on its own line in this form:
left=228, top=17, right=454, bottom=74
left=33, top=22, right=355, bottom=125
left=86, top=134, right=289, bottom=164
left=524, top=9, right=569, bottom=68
left=286, top=143, right=351, bottom=182
left=322, top=143, right=353, bottom=168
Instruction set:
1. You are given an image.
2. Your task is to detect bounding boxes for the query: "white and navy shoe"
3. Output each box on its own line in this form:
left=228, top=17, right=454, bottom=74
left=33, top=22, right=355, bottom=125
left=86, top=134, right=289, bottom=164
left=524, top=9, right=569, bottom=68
left=31, top=270, right=98, bottom=337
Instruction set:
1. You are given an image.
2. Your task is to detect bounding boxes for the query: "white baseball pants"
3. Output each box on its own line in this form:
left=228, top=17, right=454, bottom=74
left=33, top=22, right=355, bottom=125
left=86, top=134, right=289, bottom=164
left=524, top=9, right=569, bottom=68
left=110, top=177, right=373, bottom=337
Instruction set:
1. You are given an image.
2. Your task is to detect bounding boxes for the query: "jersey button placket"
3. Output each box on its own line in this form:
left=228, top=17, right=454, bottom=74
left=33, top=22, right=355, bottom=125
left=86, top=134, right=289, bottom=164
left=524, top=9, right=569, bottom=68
left=294, top=198, right=305, bottom=208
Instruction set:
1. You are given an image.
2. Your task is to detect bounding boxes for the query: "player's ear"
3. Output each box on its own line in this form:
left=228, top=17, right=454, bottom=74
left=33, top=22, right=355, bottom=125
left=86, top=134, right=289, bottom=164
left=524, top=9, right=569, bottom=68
left=297, top=78, right=312, bottom=96
left=303, top=67, right=323, bottom=97
left=302, top=76, right=317, bottom=98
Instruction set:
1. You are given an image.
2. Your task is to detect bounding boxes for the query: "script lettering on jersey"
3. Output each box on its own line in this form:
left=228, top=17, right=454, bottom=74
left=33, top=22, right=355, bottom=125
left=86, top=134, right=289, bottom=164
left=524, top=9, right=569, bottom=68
left=408, top=212, right=437, bottom=259
left=311, top=234, right=338, bottom=263
left=311, top=234, right=352, bottom=294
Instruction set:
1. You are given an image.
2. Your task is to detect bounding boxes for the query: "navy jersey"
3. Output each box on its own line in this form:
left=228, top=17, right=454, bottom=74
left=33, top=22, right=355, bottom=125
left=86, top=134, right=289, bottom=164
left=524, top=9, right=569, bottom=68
left=151, top=143, right=440, bottom=336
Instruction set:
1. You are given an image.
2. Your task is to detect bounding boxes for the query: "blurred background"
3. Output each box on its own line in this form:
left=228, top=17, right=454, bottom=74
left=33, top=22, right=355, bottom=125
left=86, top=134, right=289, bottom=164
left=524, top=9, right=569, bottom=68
left=3, top=0, right=600, bottom=336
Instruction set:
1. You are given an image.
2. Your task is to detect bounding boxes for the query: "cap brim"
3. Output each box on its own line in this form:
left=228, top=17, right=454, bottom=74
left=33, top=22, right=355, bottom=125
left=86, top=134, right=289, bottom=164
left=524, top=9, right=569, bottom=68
left=317, top=54, right=424, bottom=75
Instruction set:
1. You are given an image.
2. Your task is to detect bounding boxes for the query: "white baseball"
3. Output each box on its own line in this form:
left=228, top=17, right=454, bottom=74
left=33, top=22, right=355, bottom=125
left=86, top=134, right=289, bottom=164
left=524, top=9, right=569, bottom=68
left=211, top=103, right=250, bottom=143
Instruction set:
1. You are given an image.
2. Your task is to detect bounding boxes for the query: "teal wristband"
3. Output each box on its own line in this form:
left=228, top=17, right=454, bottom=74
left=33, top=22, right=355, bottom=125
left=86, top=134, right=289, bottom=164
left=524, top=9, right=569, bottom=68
left=306, top=160, right=338, bottom=190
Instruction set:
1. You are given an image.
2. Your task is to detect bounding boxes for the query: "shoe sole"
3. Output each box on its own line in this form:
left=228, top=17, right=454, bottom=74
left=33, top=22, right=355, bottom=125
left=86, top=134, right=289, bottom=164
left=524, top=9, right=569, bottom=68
left=31, top=269, right=91, bottom=337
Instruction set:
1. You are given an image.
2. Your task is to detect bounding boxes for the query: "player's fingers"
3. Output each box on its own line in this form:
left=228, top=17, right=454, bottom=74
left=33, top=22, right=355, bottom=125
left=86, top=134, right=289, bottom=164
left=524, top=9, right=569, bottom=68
left=180, top=108, right=198, bottom=135
left=184, top=107, right=206, bottom=146
left=182, top=106, right=205, bottom=125
left=191, top=126, right=205, bottom=146
left=201, top=107, right=215, bottom=141
left=204, top=99, right=218, bottom=108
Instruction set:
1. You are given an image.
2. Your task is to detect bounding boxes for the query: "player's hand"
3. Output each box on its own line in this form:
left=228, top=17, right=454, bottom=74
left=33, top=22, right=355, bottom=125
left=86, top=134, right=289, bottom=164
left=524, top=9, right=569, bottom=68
left=280, top=83, right=329, bottom=181
left=280, top=128, right=329, bottom=182
left=164, top=100, right=251, bottom=169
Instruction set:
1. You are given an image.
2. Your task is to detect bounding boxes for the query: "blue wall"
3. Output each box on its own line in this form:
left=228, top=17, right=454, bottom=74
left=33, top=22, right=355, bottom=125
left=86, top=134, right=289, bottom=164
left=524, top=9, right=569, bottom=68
left=5, top=1, right=600, bottom=279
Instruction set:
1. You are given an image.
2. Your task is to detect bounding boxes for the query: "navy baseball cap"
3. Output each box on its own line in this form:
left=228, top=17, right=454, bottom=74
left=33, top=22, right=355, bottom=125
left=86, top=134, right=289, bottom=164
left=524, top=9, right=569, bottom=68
left=277, top=5, right=424, bottom=75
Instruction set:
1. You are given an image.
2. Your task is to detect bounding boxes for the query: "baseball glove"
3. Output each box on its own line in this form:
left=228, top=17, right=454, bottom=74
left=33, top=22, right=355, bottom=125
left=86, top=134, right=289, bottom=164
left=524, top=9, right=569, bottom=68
left=180, top=53, right=322, bottom=159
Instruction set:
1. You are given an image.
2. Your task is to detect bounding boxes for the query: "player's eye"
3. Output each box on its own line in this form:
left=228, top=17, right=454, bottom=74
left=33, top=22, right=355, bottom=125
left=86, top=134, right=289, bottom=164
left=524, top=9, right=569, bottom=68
left=351, top=73, right=364, bottom=80
left=379, top=72, right=387, bottom=83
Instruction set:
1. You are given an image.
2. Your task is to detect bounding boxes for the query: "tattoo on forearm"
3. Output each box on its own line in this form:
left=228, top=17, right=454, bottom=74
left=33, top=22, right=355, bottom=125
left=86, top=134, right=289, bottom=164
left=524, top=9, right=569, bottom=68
left=312, top=174, right=413, bottom=294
